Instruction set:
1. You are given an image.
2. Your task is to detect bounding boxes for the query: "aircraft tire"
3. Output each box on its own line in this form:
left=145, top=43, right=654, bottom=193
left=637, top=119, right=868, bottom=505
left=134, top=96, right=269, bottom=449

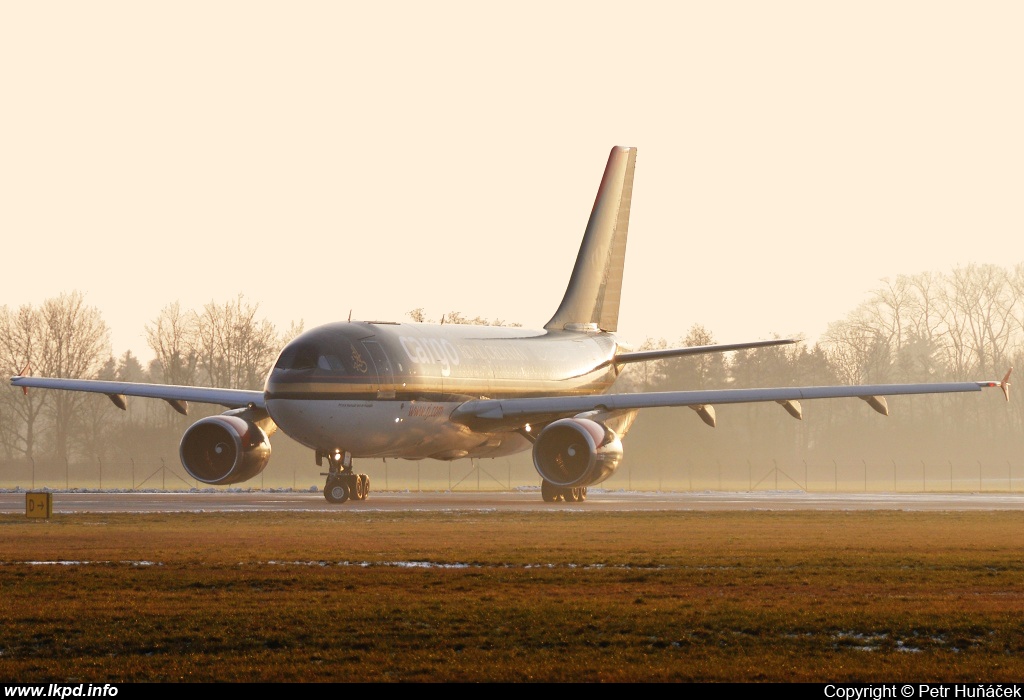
left=359, top=474, right=370, bottom=500
left=324, top=478, right=350, bottom=504
left=353, top=473, right=367, bottom=501
left=541, top=480, right=563, bottom=503
left=569, top=487, right=586, bottom=502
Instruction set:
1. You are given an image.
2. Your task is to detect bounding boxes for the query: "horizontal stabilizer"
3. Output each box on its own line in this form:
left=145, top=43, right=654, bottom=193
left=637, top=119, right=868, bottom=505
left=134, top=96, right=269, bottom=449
left=613, top=338, right=797, bottom=365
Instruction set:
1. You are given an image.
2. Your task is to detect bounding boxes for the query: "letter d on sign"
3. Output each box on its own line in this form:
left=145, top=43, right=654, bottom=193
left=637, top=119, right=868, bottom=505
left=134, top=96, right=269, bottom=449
left=26, top=491, right=52, bottom=519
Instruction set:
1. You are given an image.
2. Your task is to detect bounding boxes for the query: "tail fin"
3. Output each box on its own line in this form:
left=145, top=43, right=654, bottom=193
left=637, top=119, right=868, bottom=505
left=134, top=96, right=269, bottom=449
left=545, top=146, right=637, bottom=333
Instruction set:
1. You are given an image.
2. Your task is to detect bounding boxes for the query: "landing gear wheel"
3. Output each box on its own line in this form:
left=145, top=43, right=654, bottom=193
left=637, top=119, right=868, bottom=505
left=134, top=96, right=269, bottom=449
left=541, top=480, right=564, bottom=503
left=353, top=473, right=367, bottom=500
left=324, top=478, right=350, bottom=503
left=568, top=487, right=586, bottom=502
left=357, top=474, right=370, bottom=500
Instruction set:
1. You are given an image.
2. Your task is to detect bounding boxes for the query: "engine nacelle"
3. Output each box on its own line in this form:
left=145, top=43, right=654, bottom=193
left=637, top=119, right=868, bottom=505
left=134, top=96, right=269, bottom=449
left=179, top=414, right=272, bottom=485
left=532, top=417, right=623, bottom=488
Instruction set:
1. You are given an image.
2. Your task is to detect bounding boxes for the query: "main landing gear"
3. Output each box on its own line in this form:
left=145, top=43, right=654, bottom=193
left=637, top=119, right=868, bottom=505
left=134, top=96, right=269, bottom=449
left=540, top=479, right=587, bottom=503
left=321, top=450, right=371, bottom=504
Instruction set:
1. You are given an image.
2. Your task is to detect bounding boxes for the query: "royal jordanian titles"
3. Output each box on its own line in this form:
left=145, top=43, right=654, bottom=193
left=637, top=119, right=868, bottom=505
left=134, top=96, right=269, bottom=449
left=11, top=147, right=1013, bottom=503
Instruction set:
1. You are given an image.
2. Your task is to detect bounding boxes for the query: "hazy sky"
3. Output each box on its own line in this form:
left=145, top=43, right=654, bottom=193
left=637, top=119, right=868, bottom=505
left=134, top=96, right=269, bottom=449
left=3, top=2, right=1022, bottom=365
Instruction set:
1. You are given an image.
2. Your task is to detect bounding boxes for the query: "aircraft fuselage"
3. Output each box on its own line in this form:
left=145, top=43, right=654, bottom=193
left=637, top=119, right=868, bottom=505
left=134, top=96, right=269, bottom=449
left=264, top=321, right=624, bottom=460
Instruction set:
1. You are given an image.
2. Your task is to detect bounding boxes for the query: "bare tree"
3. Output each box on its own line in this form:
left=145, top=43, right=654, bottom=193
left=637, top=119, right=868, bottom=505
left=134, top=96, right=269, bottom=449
left=36, top=293, right=110, bottom=462
left=408, top=309, right=522, bottom=327
left=904, top=272, right=946, bottom=349
left=864, top=276, right=914, bottom=354
left=281, top=319, right=305, bottom=345
left=615, top=336, right=669, bottom=392
left=76, top=356, right=123, bottom=467
left=861, top=274, right=949, bottom=383
left=194, top=294, right=284, bottom=390
left=1008, top=263, right=1024, bottom=339
left=145, top=302, right=199, bottom=387
left=0, top=304, right=46, bottom=460
left=651, top=324, right=729, bottom=392
left=821, top=307, right=893, bottom=385
left=939, top=264, right=1014, bottom=379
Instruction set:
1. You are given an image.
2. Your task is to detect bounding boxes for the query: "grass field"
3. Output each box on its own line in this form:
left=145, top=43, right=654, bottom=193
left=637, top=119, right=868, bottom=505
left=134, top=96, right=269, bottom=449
left=1, top=509, right=1022, bottom=682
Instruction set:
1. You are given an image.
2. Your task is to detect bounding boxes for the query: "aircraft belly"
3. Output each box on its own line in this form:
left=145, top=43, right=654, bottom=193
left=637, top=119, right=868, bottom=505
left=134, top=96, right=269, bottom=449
left=266, top=398, right=527, bottom=459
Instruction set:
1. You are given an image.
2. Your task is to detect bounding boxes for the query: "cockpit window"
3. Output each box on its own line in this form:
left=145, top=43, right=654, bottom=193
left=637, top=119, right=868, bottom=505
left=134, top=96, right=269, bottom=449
left=275, top=344, right=318, bottom=371
left=317, top=354, right=346, bottom=371
left=274, top=334, right=374, bottom=377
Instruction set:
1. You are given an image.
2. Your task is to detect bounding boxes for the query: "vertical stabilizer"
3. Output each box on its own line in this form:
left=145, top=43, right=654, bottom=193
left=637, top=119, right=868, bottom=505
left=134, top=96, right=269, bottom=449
left=545, top=146, right=636, bottom=332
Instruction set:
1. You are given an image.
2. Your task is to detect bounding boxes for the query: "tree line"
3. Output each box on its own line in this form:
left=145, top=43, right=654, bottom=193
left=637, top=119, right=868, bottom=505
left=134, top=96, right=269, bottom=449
left=2, top=263, right=1024, bottom=490
left=0, top=293, right=302, bottom=467
left=0, top=298, right=520, bottom=475
left=616, top=264, right=1024, bottom=486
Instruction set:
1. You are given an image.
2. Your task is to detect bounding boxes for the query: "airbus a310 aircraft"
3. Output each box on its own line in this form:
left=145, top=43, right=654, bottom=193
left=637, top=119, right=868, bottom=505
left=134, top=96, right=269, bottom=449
left=11, top=147, right=1012, bottom=503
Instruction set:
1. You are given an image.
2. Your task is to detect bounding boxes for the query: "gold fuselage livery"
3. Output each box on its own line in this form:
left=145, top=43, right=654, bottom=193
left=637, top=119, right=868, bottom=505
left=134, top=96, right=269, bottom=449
left=10, top=146, right=1010, bottom=504
left=265, top=321, right=624, bottom=461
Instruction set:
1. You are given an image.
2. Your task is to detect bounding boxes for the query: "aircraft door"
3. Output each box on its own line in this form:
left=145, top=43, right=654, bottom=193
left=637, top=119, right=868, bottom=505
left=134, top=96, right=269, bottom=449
left=362, top=340, right=396, bottom=398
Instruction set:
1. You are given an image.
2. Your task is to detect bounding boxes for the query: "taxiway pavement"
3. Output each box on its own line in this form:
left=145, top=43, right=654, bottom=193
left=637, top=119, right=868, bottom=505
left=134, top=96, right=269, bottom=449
left=3, top=489, right=1024, bottom=513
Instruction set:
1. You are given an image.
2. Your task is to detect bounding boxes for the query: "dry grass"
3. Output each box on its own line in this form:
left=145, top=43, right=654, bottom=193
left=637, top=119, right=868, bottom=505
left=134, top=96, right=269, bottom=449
left=1, top=509, right=1022, bottom=682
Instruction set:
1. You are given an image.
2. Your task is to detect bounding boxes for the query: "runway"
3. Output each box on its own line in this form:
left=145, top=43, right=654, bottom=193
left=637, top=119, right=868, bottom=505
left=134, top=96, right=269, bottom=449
left=3, top=488, right=1024, bottom=513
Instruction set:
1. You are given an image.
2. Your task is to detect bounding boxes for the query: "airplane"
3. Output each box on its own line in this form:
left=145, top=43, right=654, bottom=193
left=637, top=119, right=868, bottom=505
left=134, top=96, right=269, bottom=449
left=10, top=146, right=1012, bottom=504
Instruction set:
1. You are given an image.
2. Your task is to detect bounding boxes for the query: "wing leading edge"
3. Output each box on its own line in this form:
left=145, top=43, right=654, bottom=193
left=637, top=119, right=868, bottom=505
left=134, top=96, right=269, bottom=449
left=9, top=376, right=264, bottom=415
left=450, top=370, right=1012, bottom=432
left=11, top=370, right=1012, bottom=433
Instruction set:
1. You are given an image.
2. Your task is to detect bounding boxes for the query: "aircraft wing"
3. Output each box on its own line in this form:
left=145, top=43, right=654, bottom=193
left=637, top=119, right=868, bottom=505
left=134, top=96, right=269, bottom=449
left=9, top=376, right=264, bottom=415
left=450, top=372, right=1011, bottom=431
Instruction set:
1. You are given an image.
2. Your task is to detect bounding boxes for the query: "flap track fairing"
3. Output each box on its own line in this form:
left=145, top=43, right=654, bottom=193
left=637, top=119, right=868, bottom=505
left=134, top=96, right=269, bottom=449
left=860, top=395, right=889, bottom=416
left=688, top=404, right=716, bottom=428
left=166, top=399, right=189, bottom=416
left=777, top=399, right=803, bottom=420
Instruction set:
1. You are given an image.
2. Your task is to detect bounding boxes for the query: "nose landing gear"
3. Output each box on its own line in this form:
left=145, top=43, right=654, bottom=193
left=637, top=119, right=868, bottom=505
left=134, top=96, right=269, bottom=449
left=321, top=450, right=371, bottom=504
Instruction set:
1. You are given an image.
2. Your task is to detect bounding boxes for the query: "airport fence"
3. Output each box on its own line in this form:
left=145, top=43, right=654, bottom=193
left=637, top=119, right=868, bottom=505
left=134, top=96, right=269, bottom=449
left=1, top=456, right=1022, bottom=494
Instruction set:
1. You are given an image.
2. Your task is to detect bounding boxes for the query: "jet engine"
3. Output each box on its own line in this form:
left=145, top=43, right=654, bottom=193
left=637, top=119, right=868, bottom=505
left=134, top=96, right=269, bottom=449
left=179, top=414, right=272, bottom=485
left=532, top=417, right=623, bottom=488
